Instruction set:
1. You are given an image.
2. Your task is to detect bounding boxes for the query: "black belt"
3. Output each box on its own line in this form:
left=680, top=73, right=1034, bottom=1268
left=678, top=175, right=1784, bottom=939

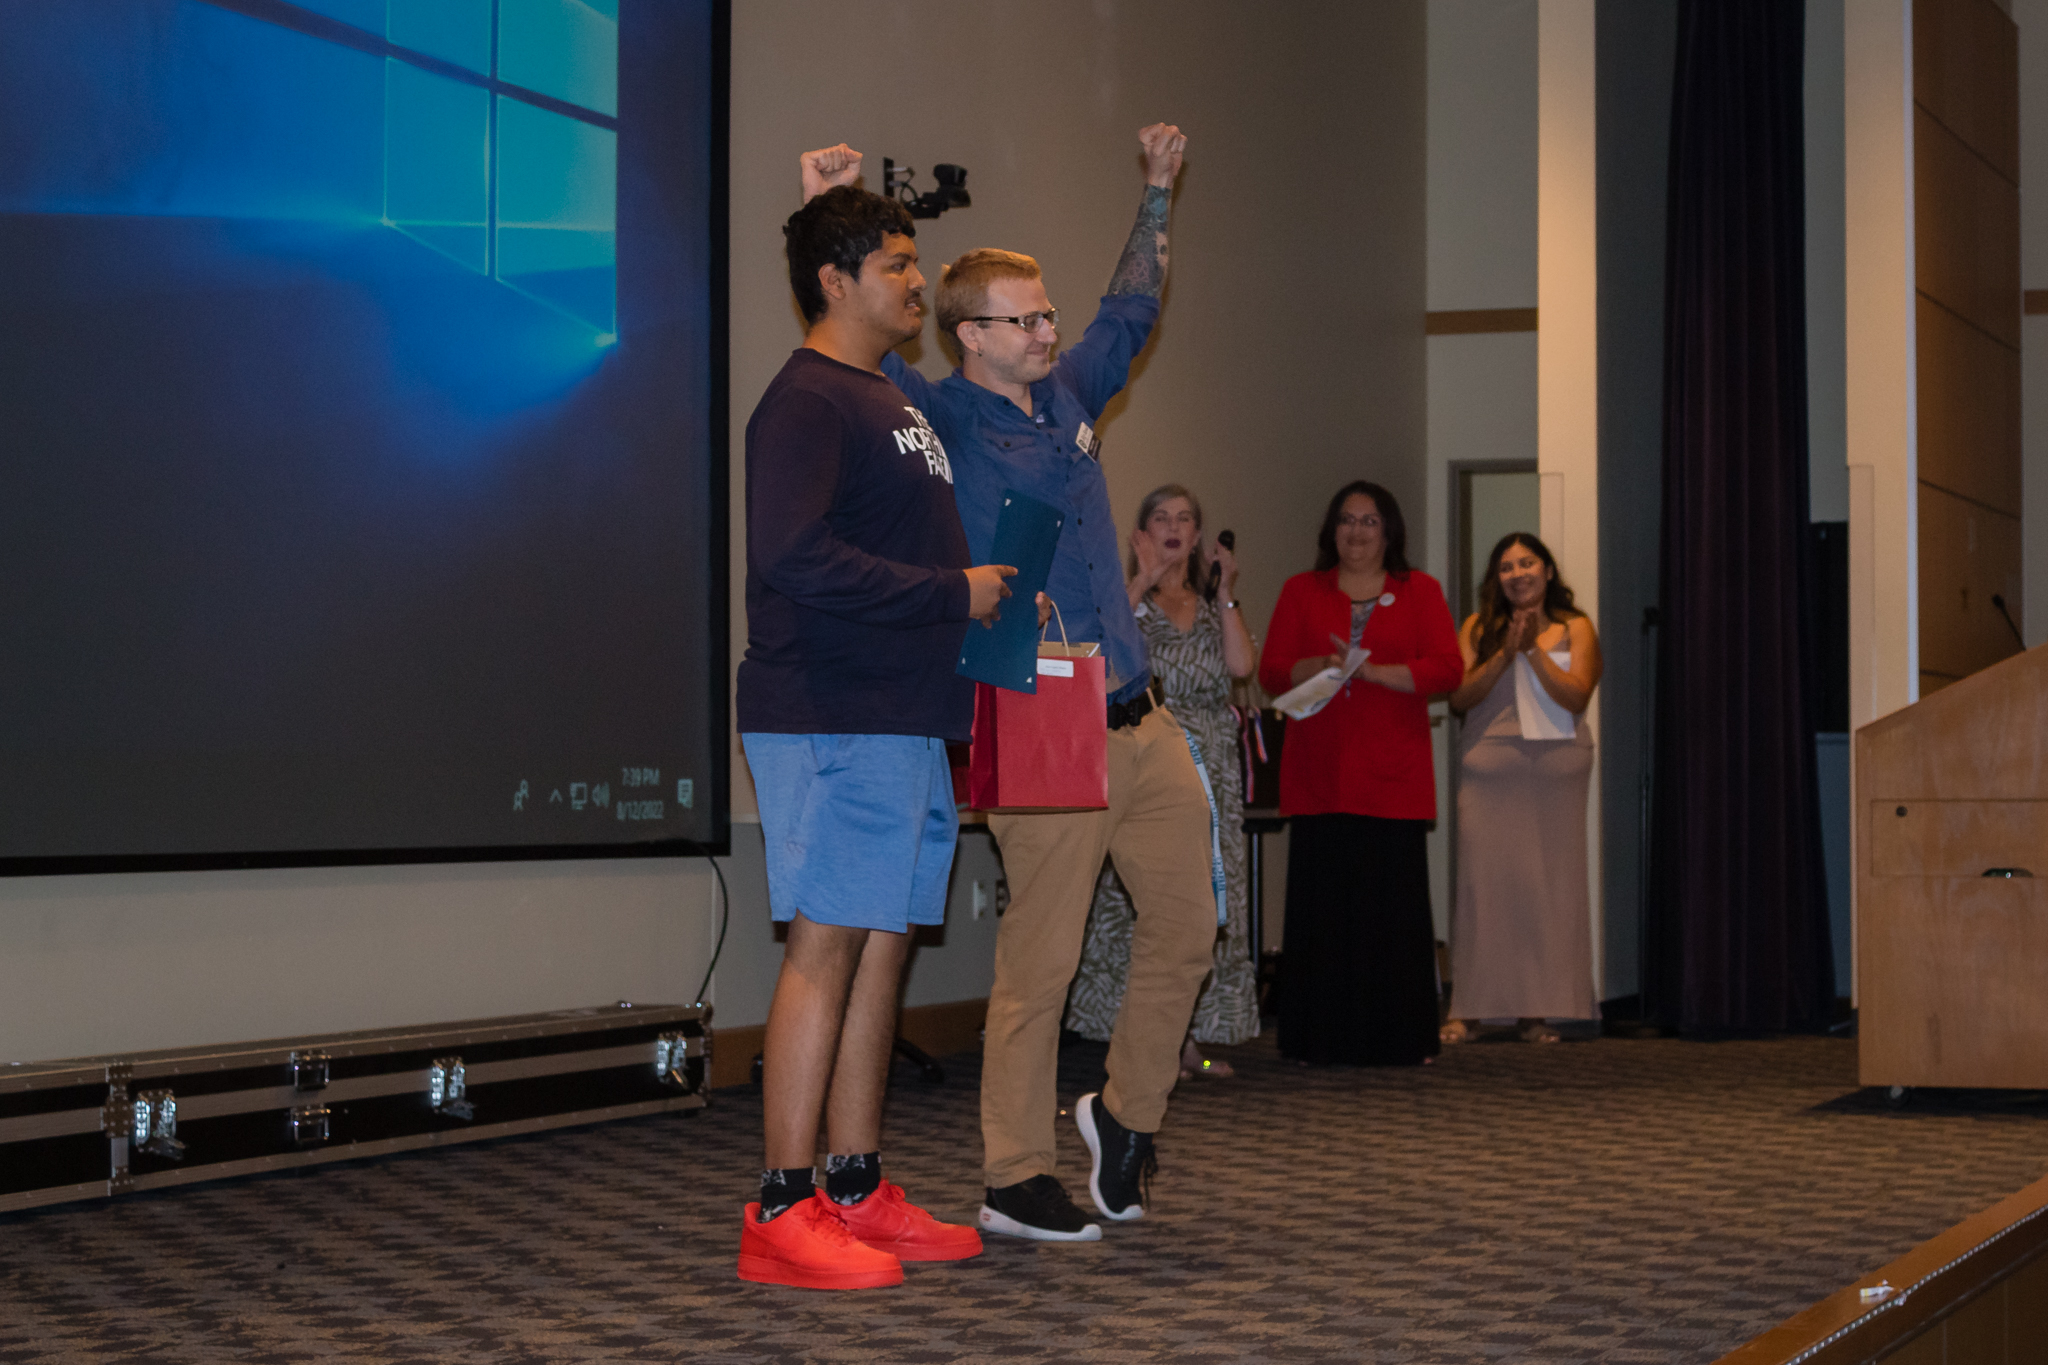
left=1106, top=691, right=1154, bottom=731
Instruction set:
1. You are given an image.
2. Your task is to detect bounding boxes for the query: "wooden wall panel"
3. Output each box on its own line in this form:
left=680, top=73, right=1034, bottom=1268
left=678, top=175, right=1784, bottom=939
left=1871, top=800, right=2048, bottom=876
left=1917, top=484, right=2024, bottom=684
left=2009, top=1255, right=2048, bottom=1355
left=1915, top=107, right=2022, bottom=349
left=1858, top=644, right=2048, bottom=802
left=1940, top=1287, right=2008, bottom=1364
left=1916, top=295, right=2022, bottom=515
left=1859, top=875, right=2048, bottom=1088
left=1858, top=647, right=2048, bottom=1090
left=1424, top=308, right=1537, bottom=334
left=1914, top=0, right=2020, bottom=182
left=1877, top=1329, right=1944, bottom=1365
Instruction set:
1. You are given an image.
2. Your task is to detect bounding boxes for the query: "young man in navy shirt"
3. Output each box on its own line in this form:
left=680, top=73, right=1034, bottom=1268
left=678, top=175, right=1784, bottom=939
left=802, top=127, right=1216, bottom=1244
left=736, top=186, right=1022, bottom=1288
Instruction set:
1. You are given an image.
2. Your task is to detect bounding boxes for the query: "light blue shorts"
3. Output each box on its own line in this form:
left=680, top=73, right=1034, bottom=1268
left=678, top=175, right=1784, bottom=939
left=741, top=733, right=958, bottom=932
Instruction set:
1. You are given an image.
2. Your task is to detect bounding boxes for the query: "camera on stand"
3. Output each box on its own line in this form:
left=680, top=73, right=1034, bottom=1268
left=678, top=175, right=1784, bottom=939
left=883, top=158, right=971, bottom=219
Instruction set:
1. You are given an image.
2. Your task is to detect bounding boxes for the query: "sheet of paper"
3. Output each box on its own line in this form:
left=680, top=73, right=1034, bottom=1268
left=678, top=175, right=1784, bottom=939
left=1513, top=648, right=1575, bottom=740
left=1272, top=647, right=1370, bottom=720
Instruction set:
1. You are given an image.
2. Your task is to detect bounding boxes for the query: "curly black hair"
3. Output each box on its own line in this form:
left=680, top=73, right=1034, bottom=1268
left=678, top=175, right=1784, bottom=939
left=782, top=186, right=916, bottom=324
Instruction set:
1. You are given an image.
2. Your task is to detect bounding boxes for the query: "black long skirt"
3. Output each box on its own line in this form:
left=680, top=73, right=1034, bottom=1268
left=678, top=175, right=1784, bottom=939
left=1278, top=813, right=1441, bottom=1066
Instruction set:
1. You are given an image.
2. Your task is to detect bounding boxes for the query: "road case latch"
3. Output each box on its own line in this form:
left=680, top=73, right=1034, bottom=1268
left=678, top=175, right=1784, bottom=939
left=655, top=1032, right=696, bottom=1087
left=290, top=1049, right=331, bottom=1091
left=133, top=1090, right=185, bottom=1161
left=429, top=1057, right=474, bottom=1120
left=288, top=1104, right=331, bottom=1145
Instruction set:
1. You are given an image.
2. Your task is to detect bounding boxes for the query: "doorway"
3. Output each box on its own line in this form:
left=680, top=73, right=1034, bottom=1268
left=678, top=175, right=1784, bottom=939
left=1453, top=462, right=1542, bottom=624
left=1442, top=460, right=1540, bottom=990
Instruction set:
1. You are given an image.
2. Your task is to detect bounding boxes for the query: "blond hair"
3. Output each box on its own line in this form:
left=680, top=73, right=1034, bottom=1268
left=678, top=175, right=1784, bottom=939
left=936, top=249, right=1042, bottom=356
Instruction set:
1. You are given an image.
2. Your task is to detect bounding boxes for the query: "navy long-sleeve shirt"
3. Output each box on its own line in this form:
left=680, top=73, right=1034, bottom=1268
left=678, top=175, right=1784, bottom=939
left=883, top=293, right=1159, bottom=703
left=738, top=348, right=975, bottom=741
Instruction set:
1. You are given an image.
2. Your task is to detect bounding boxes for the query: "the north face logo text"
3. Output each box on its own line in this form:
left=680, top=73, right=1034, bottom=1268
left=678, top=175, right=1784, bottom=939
left=895, top=407, right=952, bottom=483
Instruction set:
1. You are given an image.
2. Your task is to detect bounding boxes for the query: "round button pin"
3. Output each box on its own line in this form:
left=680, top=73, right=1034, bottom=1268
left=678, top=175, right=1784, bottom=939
left=1379, top=592, right=1395, bottom=606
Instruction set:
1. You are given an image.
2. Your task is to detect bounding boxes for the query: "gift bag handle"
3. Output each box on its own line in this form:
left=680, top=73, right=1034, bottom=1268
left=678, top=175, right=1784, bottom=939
left=1038, top=596, right=1070, bottom=650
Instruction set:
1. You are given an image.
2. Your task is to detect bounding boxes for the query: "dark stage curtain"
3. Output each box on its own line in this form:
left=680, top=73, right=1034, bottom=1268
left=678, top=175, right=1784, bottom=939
left=1647, top=0, right=1834, bottom=1032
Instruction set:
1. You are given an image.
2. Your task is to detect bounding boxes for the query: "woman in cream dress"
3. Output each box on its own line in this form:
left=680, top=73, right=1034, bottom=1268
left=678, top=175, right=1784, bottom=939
left=1442, top=533, right=1603, bottom=1044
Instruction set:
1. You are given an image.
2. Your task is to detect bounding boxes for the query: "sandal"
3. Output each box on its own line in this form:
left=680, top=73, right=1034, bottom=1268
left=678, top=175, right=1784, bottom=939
left=1179, top=1056, right=1235, bottom=1080
left=1517, top=1021, right=1561, bottom=1044
left=1438, top=1020, right=1471, bottom=1045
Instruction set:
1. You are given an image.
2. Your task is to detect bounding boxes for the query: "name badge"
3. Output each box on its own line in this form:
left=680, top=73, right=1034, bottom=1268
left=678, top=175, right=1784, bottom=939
left=1037, top=658, right=1075, bottom=677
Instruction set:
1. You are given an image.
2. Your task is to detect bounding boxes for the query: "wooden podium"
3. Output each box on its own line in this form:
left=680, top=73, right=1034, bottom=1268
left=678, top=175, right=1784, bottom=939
left=1858, top=643, right=2048, bottom=1089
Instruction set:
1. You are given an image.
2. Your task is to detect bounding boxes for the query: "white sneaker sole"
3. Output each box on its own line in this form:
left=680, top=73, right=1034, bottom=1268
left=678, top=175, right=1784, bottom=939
left=976, top=1204, right=1102, bottom=1242
left=1075, top=1093, right=1146, bottom=1222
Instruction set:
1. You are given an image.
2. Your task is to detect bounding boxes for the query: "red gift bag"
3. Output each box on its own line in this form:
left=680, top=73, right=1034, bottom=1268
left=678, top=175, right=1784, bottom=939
left=965, top=652, right=1109, bottom=813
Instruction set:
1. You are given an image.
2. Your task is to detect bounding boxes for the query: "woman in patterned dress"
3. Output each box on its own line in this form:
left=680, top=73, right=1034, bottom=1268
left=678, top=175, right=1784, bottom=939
left=1064, top=484, right=1261, bottom=1074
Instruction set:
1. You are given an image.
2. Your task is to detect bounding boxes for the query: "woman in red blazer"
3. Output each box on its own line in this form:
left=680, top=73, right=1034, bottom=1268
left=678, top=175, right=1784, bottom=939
left=1258, top=481, right=1463, bottom=1065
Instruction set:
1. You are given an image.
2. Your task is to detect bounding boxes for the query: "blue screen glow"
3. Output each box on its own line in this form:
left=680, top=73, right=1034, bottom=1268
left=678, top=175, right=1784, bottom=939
left=497, top=97, right=617, bottom=333
left=385, top=60, right=491, bottom=274
left=0, top=0, right=719, bottom=864
left=500, top=0, right=620, bottom=116
left=387, top=0, right=493, bottom=75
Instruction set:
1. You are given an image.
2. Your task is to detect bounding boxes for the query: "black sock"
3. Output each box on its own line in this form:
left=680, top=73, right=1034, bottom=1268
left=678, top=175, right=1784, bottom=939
left=757, top=1167, right=814, bottom=1222
left=825, top=1151, right=881, bottom=1206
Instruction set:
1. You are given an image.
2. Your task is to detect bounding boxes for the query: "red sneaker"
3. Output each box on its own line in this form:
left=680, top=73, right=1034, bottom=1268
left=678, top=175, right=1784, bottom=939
left=737, top=1197, right=904, bottom=1289
left=829, top=1182, right=984, bottom=1262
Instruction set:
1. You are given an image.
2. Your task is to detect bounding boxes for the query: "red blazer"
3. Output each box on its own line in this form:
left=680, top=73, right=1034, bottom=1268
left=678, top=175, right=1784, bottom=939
left=1257, top=568, right=1463, bottom=820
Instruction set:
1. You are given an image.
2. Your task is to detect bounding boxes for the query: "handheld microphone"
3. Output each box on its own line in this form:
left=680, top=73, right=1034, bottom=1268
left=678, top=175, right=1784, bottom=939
left=1206, top=529, right=1234, bottom=600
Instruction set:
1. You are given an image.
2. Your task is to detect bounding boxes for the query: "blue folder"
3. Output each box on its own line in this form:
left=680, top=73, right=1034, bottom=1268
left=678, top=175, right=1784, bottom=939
left=956, top=489, right=1065, bottom=693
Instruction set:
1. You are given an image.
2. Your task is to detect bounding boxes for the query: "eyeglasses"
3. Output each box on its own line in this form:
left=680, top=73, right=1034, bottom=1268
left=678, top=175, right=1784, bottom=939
left=967, top=309, right=1059, bottom=333
left=1337, top=514, right=1383, bottom=530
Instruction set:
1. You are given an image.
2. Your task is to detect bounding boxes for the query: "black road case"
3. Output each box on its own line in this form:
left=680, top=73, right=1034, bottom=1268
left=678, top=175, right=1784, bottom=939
left=0, top=1002, right=709, bottom=1215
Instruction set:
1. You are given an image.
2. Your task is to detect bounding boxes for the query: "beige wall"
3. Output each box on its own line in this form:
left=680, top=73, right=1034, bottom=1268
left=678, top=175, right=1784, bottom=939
left=1810, top=0, right=1852, bottom=525
left=1428, top=0, right=1540, bottom=315
left=1537, top=0, right=1603, bottom=990
left=2019, top=0, right=2048, bottom=649
left=1425, top=0, right=1540, bottom=940
left=1844, top=0, right=1919, bottom=727
left=0, top=859, right=725, bottom=1063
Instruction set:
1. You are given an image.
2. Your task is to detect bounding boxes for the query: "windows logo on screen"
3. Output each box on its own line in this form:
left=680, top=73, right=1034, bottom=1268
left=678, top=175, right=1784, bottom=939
left=375, top=0, right=619, bottom=342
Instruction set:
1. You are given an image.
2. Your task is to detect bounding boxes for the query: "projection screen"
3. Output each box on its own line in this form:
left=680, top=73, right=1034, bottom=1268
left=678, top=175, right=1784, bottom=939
left=0, top=0, right=730, bottom=871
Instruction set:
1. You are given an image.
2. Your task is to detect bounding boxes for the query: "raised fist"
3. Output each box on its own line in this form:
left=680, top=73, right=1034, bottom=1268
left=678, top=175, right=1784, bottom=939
left=1138, top=123, right=1186, bottom=187
left=800, top=143, right=863, bottom=201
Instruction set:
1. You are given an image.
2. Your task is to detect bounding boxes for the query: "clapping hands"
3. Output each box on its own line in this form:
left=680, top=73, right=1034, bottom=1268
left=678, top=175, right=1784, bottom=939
left=1503, top=607, right=1543, bottom=655
left=1129, top=525, right=1174, bottom=591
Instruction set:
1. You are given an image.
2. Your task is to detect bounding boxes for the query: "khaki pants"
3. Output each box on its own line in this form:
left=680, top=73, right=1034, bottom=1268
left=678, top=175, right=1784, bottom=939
left=981, top=705, right=1218, bottom=1187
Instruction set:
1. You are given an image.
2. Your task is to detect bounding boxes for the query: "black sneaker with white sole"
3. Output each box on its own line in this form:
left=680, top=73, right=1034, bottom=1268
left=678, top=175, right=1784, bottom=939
left=978, top=1174, right=1102, bottom=1242
left=1075, top=1092, right=1155, bottom=1221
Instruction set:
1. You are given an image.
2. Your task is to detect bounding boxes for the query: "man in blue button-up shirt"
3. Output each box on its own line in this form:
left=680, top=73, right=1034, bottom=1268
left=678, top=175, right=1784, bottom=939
left=803, top=127, right=1218, bottom=1244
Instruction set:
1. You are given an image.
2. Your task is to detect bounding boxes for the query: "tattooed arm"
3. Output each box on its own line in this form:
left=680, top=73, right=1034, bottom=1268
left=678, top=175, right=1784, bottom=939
left=1106, top=123, right=1186, bottom=298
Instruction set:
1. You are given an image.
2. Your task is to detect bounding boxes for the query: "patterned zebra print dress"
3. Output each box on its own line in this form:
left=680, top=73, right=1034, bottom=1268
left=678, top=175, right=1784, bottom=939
left=1064, top=594, right=1260, bottom=1045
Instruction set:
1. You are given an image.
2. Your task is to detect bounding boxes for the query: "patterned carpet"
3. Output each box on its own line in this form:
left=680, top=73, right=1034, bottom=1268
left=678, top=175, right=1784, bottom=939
left=3, top=1031, right=2046, bottom=1363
